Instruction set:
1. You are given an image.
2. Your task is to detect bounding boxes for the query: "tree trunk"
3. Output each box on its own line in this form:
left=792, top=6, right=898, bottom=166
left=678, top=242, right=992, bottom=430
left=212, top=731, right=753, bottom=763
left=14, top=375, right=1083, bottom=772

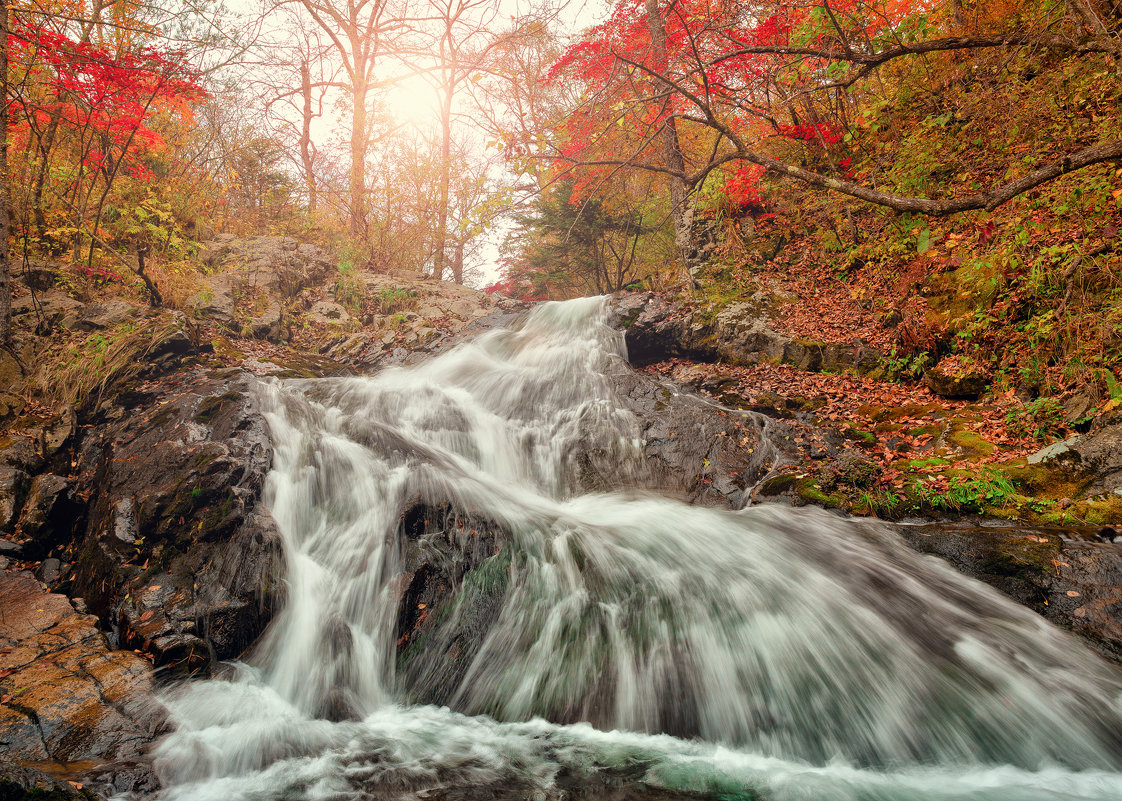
left=0, top=0, right=10, bottom=347
left=451, top=240, right=463, bottom=284
left=350, top=77, right=369, bottom=237
left=644, top=0, right=696, bottom=277
left=434, top=80, right=453, bottom=280
left=300, top=60, right=318, bottom=214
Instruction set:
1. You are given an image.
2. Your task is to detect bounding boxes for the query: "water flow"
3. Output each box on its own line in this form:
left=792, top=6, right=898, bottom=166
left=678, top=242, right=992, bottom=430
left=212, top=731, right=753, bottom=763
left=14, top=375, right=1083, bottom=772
left=152, top=298, right=1122, bottom=800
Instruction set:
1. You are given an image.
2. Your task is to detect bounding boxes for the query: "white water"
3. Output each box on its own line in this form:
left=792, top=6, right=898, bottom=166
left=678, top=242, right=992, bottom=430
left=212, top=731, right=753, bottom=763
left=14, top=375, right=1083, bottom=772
left=152, top=298, right=1122, bottom=800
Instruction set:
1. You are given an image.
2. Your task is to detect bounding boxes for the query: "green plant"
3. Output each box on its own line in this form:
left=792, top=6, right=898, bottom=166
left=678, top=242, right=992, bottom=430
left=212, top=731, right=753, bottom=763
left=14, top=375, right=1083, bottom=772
left=909, top=470, right=1017, bottom=512
left=1005, top=397, right=1066, bottom=442
left=373, top=286, right=417, bottom=314
left=883, top=346, right=933, bottom=380
left=333, top=259, right=366, bottom=312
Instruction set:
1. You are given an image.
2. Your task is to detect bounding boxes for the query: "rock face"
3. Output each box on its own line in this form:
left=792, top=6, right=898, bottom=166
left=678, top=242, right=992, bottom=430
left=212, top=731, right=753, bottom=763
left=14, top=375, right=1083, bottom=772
left=68, top=370, right=284, bottom=674
left=1027, top=421, right=1122, bottom=498
left=896, top=521, right=1122, bottom=661
left=0, top=572, right=162, bottom=797
left=187, top=235, right=335, bottom=326
left=613, top=292, right=881, bottom=373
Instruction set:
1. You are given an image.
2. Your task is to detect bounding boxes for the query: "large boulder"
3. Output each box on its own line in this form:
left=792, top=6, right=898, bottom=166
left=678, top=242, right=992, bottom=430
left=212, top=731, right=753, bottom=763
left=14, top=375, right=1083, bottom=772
left=14, top=473, right=81, bottom=559
left=0, top=572, right=163, bottom=797
left=68, top=370, right=284, bottom=674
left=1026, top=421, right=1122, bottom=497
left=611, top=292, right=880, bottom=373
left=923, top=360, right=990, bottom=400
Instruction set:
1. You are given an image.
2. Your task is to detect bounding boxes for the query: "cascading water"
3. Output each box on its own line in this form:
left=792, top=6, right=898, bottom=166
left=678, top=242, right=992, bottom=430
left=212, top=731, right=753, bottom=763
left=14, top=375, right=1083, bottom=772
left=150, top=297, right=1122, bottom=800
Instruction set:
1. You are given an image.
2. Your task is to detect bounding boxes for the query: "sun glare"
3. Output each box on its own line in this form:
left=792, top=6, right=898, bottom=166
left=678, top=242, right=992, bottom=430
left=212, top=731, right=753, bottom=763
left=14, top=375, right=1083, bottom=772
left=383, top=73, right=442, bottom=130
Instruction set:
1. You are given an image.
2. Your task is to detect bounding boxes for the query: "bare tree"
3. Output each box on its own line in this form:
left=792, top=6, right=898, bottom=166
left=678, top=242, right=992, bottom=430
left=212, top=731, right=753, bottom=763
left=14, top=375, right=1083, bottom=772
left=421, top=0, right=503, bottom=282
left=1, top=0, right=10, bottom=348
left=292, top=0, right=414, bottom=236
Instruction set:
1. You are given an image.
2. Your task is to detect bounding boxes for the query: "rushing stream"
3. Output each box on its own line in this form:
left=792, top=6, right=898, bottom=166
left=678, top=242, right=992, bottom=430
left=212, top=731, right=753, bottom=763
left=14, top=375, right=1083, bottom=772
left=152, top=298, right=1122, bottom=800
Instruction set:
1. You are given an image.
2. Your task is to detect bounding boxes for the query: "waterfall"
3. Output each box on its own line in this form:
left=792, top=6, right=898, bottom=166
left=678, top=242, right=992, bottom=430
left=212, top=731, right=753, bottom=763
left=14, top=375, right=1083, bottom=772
left=150, top=297, right=1122, bottom=801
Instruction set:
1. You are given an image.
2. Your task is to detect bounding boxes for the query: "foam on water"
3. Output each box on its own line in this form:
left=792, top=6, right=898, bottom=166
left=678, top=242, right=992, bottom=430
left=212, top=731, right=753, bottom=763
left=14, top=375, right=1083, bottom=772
left=149, top=298, right=1122, bottom=800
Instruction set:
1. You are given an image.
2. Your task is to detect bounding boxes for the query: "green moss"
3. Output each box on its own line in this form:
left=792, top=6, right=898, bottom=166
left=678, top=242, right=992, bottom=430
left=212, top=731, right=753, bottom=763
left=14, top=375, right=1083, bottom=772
left=757, top=473, right=799, bottom=495
left=464, top=549, right=513, bottom=596
left=195, top=391, right=241, bottom=424
left=946, top=427, right=995, bottom=458
left=843, top=423, right=876, bottom=444
left=795, top=478, right=845, bottom=508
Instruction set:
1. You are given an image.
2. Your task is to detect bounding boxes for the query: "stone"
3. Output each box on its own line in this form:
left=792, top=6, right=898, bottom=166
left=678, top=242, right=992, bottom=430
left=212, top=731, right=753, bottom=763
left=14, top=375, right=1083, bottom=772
left=0, top=467, right=29, bottom=533
left=0, top=760, right=92, bottom=800
left=923, top=362, right=989, bottom=399
left=1073, top=422, right=1122, bottom=496
left=69, top=373, right=285, bottom=673
left=10, top=291, right=85, bottom=330
left=187, top=274, right=238, bottom=323
left=17, top=260, right=60, bottom=292
left=35, top=557, right=64, bottom=586
left=0, top=349, right=22, bottom=391
left=0, top=572, right=163, bottom=771
left=0, top=392, right=24, bottom=419
left=42, top=408, right=78, bottom=459
left=16, top=474, right=80, bottom=560
left=1028, top=436, right=1082, bottom=465
left=310, top=300, right=350, bottom=325
left=248, top=300, right=283, bottom=340
left=75, top=299, right=142, bottom=331
left=0, top=433, right=44, bottom=473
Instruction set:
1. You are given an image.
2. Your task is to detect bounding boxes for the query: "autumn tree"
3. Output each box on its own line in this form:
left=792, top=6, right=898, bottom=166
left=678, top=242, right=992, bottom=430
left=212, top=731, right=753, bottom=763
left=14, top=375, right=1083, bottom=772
left=7, top=16, right=207, bottom=269
left=548, top=0, right=1122, bottom=244
left=1, top=0, right=11, bottom=347
left=290, top=0, right=414, bottom=237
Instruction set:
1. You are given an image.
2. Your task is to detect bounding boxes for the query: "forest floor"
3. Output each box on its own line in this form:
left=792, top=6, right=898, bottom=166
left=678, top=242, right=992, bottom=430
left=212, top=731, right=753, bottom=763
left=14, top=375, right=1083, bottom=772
left=636, top=246, right=1122, bottom=529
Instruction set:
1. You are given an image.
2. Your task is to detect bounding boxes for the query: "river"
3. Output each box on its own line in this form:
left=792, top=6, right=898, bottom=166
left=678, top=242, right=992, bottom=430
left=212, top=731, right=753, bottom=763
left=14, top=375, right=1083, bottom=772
left=148, top=297, right=1122, bottom=800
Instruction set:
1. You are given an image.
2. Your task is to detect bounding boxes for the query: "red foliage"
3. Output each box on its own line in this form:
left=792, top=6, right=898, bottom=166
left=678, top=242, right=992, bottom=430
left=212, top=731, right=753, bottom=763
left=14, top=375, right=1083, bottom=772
left=777, top=123, right=844, bottom=145
left=723, top=164, right=765, bottom=209
left=9, top=20, right=208, bottom=177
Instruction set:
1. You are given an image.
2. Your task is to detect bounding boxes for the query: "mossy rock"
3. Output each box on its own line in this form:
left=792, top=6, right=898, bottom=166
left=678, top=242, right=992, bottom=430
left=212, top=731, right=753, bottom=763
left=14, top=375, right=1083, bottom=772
left=946, top=427, right=995, bottom=458
left=795, top=477, right=846, bottom=508
left=756, top=472, right=800, bottom=496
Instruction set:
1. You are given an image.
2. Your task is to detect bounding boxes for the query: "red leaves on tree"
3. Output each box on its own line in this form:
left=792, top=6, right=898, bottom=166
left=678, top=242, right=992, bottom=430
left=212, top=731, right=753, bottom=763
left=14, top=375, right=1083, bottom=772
left=777, top=123, right=844, bottom=145
left=10, top=20, right=208, bottom=178
left=723, top=164, right=765, bottom=209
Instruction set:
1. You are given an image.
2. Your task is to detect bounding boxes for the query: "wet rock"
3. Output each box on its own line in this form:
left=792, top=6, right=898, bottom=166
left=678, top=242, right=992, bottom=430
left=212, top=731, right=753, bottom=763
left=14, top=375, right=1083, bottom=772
left=0, top=572, right=163, bottom=782
left=892, top=521, right=1122, bottom=661
left=609, top=369, right=803, bottom=509
left=69, top=371, right=284, bottom=673
left=35, top=557, right=65, bottom=586
left=0, top=467, right=30, bottom=534
left=0, top=761, right=94, bottom=800
left=16, top=474, right=81, bottom=560
left=610, top=292, right=880, bottom=374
